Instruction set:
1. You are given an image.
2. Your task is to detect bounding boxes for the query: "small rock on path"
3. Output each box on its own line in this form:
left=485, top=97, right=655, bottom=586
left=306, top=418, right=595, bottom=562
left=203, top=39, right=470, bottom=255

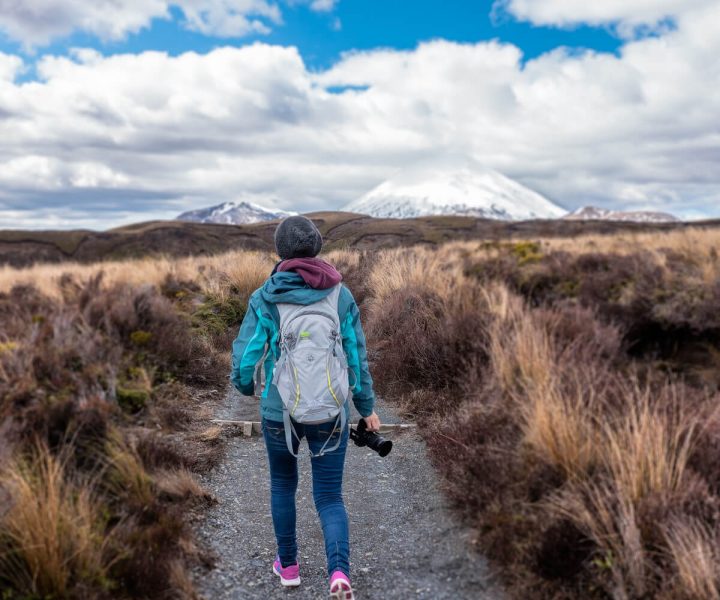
left=191, top=388, right=503, bottom=600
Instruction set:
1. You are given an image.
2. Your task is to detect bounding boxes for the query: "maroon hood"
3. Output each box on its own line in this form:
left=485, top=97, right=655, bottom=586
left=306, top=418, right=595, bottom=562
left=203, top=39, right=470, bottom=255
left=277, top=257, right=343, bottom=290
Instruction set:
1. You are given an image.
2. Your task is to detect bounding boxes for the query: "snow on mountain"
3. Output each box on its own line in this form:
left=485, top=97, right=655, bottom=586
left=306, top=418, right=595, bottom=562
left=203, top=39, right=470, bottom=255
left=343, top=161, right=566, bottom=221
left=177, top=201, right=297, bottom=225
left=563, top=206, right=680, bottom=223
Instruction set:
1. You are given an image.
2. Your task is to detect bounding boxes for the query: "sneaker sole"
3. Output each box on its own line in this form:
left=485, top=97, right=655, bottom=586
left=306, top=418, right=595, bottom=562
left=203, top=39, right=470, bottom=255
left=329, top=583, right=354, bottom=600
left=273, top=564, right=301, bottom=587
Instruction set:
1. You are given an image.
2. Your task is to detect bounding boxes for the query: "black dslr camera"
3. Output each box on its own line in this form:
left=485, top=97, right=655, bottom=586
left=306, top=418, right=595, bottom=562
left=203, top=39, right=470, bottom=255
left=350, top=418, right=393, bottom=457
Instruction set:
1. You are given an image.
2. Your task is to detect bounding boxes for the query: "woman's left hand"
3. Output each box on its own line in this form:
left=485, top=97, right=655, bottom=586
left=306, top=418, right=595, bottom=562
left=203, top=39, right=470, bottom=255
left=362, top=412, right=381, bottom=432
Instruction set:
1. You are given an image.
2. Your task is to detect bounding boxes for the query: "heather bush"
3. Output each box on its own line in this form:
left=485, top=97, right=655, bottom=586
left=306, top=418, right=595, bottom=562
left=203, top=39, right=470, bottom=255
left=366, top=281, right=488, bottom=417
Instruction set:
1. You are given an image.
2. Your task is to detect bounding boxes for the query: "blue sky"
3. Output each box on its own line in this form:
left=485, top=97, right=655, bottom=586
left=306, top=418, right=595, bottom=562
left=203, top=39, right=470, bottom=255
left=0, top=1, right=625, bottom=73
left=0, top=0, right=718, bottom=228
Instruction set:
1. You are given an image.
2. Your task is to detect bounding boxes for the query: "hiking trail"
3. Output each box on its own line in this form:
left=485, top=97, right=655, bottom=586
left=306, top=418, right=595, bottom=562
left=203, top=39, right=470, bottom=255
left=191, top=387, right=504, bottom=599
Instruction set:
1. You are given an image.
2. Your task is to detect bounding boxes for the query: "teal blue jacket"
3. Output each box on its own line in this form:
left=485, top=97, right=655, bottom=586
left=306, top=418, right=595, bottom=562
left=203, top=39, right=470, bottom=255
left=231, top=270, right=376, bottom=421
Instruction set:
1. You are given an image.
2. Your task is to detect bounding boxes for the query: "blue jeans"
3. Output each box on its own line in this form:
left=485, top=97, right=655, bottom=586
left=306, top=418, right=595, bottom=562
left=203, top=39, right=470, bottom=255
left=262, top=417, right=350, bottom=577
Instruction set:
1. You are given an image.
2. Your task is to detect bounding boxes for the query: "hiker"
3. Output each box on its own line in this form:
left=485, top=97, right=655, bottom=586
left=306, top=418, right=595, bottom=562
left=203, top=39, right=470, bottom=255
left=230, top=215, right=380, bottom=600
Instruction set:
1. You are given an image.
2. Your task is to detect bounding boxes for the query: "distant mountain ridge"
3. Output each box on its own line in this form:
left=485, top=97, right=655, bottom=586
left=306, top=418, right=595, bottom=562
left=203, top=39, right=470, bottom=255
left=564, top=206, right=680, bottom=223
left=177, top=201, right=296, bottom=225
left=1, top=212, right=712, bottom=268
left=342, top=161, right=566, bottom=221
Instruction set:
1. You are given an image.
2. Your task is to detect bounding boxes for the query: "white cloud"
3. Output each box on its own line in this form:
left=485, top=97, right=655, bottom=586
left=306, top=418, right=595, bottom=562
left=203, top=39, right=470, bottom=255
left=0, top=0, right=281, bottom=47
left=179, top=0, right=282, bottom=37
left=310, top=0, right=337, bottom=12
left=0, top=1, right=719, bottom=228
left=0, top=0, right=169, bottom=47
left=286, top=0, right=338, bottom=13
left=496, top=0, right=717, bottom=37
left=0, top=156, right=128, bottom=190
left=0, top=52, right=23, bottom=81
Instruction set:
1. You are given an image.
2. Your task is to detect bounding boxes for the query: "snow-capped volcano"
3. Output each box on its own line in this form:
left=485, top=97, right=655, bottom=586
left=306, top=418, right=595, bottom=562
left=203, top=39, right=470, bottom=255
left=343, top=161, right=565, bottom=220
left=177, top=201, right=297, bottom=225
left=563, top=206, right=679, bottom=223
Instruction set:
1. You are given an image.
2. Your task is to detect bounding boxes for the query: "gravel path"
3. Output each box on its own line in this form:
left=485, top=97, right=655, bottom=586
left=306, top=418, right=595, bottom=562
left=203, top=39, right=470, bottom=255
left=191, top=388, right=503, bottom=600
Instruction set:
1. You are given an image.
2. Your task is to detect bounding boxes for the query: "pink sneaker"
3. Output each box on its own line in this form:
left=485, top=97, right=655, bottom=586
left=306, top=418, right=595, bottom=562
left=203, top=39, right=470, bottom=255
left=272, top=556, right=300, bottom=587
left=329, top=570, right=354, bottom=600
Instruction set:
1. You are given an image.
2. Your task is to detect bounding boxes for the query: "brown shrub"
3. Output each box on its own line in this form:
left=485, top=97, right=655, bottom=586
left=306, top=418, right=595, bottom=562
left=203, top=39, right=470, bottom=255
left=366, top=281, right=488, bottom=412
left=0, top=265, right=233, bottom=598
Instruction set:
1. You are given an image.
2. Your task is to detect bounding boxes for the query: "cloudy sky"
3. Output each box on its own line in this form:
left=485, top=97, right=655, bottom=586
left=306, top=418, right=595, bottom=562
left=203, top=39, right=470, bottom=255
left=0, top=0, right=718, bottom=229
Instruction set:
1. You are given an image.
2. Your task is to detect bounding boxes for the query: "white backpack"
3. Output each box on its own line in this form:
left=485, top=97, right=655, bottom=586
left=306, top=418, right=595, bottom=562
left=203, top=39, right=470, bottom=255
left=271, top=284, right=350, bottom=457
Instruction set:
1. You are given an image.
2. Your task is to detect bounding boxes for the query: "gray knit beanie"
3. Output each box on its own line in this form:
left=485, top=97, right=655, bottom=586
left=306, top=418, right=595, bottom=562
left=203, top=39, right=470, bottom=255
left=274, top=215, right=323, bottom=260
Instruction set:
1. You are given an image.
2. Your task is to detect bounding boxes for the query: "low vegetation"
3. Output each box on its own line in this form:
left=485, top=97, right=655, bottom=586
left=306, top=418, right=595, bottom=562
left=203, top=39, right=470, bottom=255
left=3, top=226, right=720, bottom=598
left=359, top=229, right=720, bottom=599
left=0, top=251, right=274, bottom=598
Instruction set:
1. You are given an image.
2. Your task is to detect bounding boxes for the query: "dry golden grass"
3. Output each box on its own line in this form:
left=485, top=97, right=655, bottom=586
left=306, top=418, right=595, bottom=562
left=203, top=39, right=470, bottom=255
left=602, top=385, right=696, bottom=504
left=545, top=384, right=700, bottom=596
left=0, top=249, right=276, bottom=299
left=155, top=468, right=211, bottom=501
left=539, top=226, right=720, bottom=259
left=359, top=224, right=720, bottom=293
left=521, top=382, right=600, bottom=479
left=485, top=286, right=553, bottom=395
left=483, top=284, right=600, bottom=477
left=104, top=432, right=154, bottom=508
left=195, top=425, right=223, bottom=444
left=1, top=223, right=716, bottom=300
left=481, top=286, right=704, bottom=594
left=664, top=518, right=720, bottom=600
left=365, top=245, right=468, bottom=305
left=324, top=247, right=361, bottom=271
left=198, top=250, right=276, bottom=302
left=550, top=483, right=647, bottom=599
left=0, top=445, right=112, bottom=597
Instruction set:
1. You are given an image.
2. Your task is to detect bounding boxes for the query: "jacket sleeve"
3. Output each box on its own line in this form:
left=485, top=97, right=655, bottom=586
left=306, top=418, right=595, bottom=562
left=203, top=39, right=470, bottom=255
left=340, top=287, right=376, bottom=417
left=231, top=295, right=269, bottom=396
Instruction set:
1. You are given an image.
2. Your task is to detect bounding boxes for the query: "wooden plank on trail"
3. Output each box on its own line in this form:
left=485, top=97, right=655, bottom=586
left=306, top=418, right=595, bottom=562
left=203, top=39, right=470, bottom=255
left=209, top=419, right=416, bottom=437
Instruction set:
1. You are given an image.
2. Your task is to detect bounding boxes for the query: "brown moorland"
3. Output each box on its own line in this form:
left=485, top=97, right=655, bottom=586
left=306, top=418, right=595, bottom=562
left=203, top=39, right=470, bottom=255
left=2, top=224, right=720, bottom=598
left=3, top=211, right=720, bottom=267
left=359, top=227, right=720, bottom=599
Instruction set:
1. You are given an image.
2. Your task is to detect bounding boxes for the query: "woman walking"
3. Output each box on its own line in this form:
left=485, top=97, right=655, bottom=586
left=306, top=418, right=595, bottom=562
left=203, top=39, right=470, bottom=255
left=231, top=216, right=380, bottom=600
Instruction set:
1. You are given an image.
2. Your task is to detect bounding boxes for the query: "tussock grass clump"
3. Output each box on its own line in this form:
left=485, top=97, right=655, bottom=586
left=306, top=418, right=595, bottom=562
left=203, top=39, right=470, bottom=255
left=663, top=518, right=720, bottom=600
left=0, top=445, right=112, bottom=598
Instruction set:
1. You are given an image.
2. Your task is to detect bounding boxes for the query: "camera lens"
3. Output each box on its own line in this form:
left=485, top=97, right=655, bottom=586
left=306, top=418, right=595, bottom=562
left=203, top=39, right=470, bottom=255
left=366, top=431, right=393, bottom=457
left=376, top=439, right=393, bottom=457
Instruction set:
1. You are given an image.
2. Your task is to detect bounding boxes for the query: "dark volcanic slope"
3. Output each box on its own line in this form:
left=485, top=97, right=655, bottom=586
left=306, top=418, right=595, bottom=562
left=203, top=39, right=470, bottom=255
left=0, top=220, right=267, bottom=267
left=2, top=211, right=719, bottom=267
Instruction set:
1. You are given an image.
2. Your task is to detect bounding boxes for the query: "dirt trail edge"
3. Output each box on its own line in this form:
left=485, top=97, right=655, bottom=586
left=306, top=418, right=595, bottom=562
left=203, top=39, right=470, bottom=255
left=191, top=388, right=504, bottom=600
